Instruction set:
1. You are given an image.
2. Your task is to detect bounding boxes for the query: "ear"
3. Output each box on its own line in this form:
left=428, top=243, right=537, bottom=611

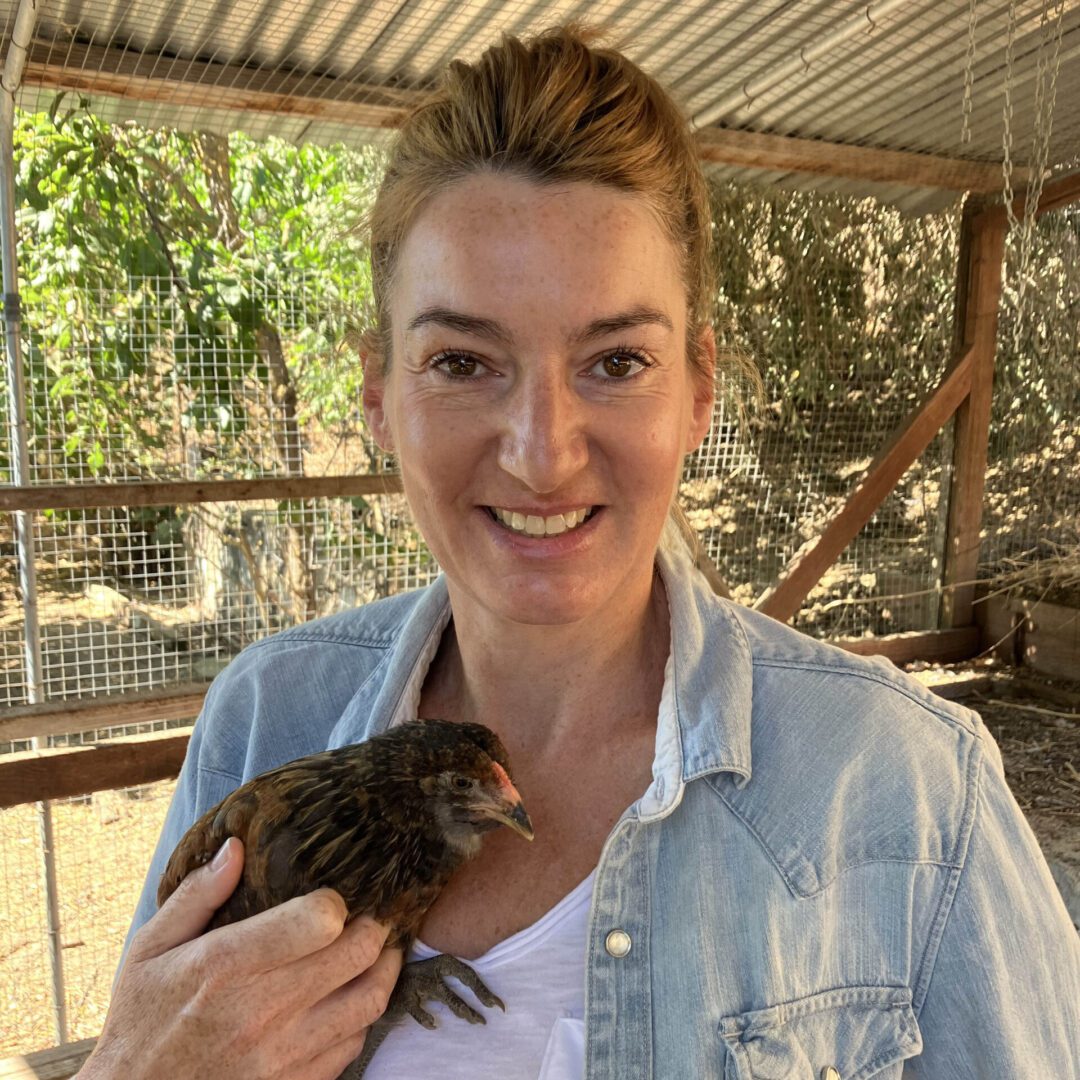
left=685, top=325, right=716, bottom=454
left=360, top=340, right=395, bottom=453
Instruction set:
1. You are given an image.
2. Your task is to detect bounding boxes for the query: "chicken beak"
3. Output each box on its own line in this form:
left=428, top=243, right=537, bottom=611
left=501, top=800, right=535, bottom=842
left=477, top=762, right=535, bottom=841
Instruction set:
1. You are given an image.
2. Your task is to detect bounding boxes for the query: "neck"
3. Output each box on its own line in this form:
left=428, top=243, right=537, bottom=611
left=423, top=564, right=670, bottom=756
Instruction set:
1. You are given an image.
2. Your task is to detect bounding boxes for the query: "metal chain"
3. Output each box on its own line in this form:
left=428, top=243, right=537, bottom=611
left=960, top=0, right=979, bottom=145
left=1006, top=0, right=1066, bottom=353
left=1001, top=0, right=1019, bottom=234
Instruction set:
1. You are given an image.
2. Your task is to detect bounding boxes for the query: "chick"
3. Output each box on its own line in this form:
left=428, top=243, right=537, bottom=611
left=158, top=718, right=534, bottom=1076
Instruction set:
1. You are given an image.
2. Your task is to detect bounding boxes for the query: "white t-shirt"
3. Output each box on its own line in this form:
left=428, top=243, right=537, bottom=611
left=362, top=870, right=593, bottom=1079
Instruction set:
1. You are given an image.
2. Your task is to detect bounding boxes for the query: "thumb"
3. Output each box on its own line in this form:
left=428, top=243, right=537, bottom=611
left=131, top=837, right=245, bottom=961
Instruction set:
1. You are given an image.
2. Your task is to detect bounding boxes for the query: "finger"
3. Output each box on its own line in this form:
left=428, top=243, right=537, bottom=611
left=304, top=1029, right=368, bottom=1080
left=130, top=837, right=244, bottom=961
left=201, top=887, right=352, bottom=977
left=304, top=943, right=403, bottom=1041
left=267, top=917, right=393, bottom=1011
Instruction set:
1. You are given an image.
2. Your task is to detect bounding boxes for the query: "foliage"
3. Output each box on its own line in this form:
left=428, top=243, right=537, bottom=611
left=7, top=97, right=383, bottom=481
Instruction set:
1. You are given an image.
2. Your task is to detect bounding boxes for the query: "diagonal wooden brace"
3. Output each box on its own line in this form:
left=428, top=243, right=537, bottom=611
left=755, top=347, right=975, bottom=624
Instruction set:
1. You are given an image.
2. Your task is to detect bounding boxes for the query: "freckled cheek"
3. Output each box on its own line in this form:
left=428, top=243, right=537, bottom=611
left=392, top=405, right=488, bottom=492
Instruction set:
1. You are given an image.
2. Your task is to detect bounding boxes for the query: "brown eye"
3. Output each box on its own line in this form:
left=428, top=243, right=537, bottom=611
left=596, top=350, right=648, bottom=379
left=435, top=354, right=479, bottom=378
left=452, top=776, right=472, bottom=790
left=603, top=355, right=634, bottom=377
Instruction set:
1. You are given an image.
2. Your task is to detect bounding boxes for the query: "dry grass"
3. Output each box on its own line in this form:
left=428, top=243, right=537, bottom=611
left=984, top=539, right=1080, bottom=610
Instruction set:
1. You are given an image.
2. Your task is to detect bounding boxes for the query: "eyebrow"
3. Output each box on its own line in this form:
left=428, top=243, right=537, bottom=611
left=404, top=304, right=675, bottom=346
left=572, top=306, right=675, bottom=343
left=405, top=307, right=514, bottom=346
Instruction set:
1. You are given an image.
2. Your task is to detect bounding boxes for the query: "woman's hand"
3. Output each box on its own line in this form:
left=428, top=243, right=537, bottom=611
left=78, top=837, right=403, bottom=1080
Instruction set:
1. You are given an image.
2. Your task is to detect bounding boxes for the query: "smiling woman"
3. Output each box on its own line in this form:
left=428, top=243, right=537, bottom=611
left=83, top=23, right=1079, bottom=1080
left=361, top=173, right=712, bottom=630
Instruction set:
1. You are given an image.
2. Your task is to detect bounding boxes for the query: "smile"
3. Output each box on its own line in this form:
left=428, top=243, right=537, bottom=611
left=489, top=506, right=595, bottom=537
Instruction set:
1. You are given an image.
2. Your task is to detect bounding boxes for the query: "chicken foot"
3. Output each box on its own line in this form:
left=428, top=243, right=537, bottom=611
left=341, top=953, right=505, bottom=1078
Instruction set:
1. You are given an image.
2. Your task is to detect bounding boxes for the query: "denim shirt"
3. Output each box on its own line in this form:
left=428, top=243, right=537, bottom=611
left=128, top=543, right=1080, bottom=1079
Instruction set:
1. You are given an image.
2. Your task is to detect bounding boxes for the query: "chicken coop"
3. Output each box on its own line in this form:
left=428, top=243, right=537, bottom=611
left=1, top=0, right=1079, bottom=1073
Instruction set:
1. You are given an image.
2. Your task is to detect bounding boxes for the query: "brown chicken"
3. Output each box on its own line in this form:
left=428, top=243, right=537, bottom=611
left=158, top=718, right=534, bottom=1076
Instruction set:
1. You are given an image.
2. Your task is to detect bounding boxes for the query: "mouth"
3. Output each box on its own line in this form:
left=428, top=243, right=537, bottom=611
left=487, top=505, right=597, bottom=538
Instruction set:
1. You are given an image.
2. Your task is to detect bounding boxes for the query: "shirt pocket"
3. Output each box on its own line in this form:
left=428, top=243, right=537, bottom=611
left=718, top=985, right=921, bottom=1080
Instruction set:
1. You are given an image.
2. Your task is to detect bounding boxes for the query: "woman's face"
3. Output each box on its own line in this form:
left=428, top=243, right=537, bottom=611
left=364, top=173, right=714, bottom=627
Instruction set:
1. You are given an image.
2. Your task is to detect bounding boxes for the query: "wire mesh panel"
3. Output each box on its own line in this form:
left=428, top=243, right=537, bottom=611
left=982, top=207, right=1080, bottom=605
left=0, top=493, right=438, bottom=711
left=0, top=777, right=177, bottom=1055
left=684, top=187, right=962, bottom=638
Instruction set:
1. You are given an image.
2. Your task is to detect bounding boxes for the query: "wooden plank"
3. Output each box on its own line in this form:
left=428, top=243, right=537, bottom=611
left=694, top=126, right=1019, bottom=194
left=0, top=685, right=208, bottom=742
left=978, top=169, right=1080, bottom=229
left=941, top=205, right=1007, bottom=627
left=21, top=41, right=1024, bottom=194
left=0, top=729, right=191, bottom=809
left=0, top=1039, right=96, bottom=1080
left=832, top=626, right=981, bottom=665
left=23, top=40, right=411, bottom=128
left=0, top=472, right=403, bottom=512
left=909, top=669, right=996, bottom=701
left=755, top=347, right=975, bottom=623
left=976, top=594, right=1080, bottom=681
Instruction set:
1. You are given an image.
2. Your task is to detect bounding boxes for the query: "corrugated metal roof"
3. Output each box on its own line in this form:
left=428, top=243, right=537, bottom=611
left=3, top=0, right=1078, bottom=214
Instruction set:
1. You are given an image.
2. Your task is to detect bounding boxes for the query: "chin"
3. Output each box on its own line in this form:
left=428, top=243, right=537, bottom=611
left=483, top=579, right=609, bottom=626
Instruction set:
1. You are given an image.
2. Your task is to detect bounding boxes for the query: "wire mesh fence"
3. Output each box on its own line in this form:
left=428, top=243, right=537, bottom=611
left=982, top=204, right=1080, bottom=605
left=1, top=777, right=177, bottom=1053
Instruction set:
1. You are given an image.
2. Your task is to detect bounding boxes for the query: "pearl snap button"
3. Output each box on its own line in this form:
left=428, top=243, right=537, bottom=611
left=821, top=1068, right=841, bottom=1080
left=605, top=929, right=632, bottom=957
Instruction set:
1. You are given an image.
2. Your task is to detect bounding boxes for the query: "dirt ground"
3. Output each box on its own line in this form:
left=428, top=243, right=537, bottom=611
left=1, top=660, right=1078, bottom=1058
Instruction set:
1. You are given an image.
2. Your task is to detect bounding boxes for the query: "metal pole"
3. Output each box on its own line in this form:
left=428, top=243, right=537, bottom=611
left=1, top=0, right=67, bottom=1046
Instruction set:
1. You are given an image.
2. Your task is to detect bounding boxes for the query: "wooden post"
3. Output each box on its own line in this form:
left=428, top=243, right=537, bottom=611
left=940, top=200, right=1007, bottom=627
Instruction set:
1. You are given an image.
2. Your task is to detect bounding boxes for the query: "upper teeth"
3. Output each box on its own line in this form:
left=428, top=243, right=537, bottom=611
left=492, top=507, right=593, bottom=537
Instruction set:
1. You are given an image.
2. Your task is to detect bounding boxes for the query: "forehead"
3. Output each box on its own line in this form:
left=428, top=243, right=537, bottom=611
left=392, top=173, right=686, bottom=335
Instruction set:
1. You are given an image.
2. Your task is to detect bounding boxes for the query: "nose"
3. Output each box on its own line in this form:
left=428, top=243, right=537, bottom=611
left=496, top=367, right=588, bottom=493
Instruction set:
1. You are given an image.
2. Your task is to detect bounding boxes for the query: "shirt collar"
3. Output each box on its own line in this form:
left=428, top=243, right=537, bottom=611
left=637, top=541, right=753, bottom=822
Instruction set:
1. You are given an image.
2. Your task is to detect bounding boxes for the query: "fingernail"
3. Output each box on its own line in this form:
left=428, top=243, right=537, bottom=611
left=210, top=838, right=232, bottom=871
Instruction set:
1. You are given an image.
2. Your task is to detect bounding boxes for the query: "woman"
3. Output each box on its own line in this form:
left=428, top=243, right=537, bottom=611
left=82, top=26, right=1078, bottom=1080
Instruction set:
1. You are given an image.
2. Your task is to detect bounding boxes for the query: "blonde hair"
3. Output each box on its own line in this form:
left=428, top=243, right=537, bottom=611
left=366, top=24, right=714, bottom=378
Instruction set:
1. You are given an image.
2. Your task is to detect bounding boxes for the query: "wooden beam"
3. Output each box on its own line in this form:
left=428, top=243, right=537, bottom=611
left=0, top=1038, right=95, bottom=1080
left=755, top=346, right=975, bottom=623
left=21, top=40, right=1023, bottom=194
left=0, top=684, right=207, bottom=743
left=0, top=729, right=191, bottom=809
left=694, top=126, right=1020, bottom=195
left=22, top=40, right=411, bottom=128
left=977, top=169, right=1080, bottom=229
left=832, top=626, right=980, bottom=665
left=975, top=593, right=1080, bottom=681
left=0, top=472, right=403, bottom=512
left=941, top=203, right=1007, bottom=627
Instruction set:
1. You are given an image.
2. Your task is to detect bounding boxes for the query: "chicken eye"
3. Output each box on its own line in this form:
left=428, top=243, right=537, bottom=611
left=452, top=776, right=473, bottom=790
